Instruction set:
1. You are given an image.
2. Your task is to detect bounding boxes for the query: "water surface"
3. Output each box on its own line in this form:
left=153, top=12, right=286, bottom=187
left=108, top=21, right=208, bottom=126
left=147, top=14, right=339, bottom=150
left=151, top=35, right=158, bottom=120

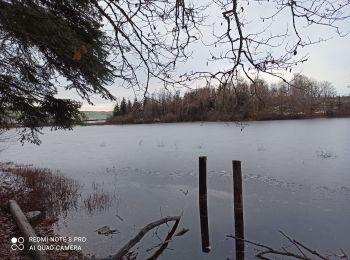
left=1, top=119, right=349, bottom=259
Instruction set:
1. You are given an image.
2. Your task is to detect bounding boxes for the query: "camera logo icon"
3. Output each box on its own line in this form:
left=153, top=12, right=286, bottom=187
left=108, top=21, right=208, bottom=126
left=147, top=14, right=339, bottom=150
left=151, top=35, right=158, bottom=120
left=11, top=237, right=24, bottom=251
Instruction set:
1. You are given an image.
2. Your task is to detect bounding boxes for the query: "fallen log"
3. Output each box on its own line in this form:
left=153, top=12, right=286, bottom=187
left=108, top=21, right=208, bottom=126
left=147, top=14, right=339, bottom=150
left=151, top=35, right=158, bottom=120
left=9, top=200, right=49, bottom=260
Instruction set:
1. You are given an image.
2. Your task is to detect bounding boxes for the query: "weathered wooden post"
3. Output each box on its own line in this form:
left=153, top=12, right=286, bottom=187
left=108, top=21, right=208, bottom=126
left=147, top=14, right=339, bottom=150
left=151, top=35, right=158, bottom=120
left=233, top=160, right=245, bottom=260
left=199, top=156, right=211, bottom=253
left=199, top=156, right=207, bottom=199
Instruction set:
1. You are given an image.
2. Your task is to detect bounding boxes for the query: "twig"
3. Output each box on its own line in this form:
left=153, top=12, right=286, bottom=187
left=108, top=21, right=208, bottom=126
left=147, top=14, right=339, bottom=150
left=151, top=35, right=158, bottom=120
left=279, top=231, right=308, bottom=258
left=279, top=231, right=328, bottom=260
left=226, top=234, right=331, bottom=260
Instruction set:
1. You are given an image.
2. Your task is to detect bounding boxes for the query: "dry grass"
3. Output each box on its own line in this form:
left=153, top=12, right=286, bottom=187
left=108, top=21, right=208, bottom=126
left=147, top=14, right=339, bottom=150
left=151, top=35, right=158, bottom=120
left=0, top=163, right=83, bottom=259
left=8, top=166, right=81, bottom=217
left=317, top=150, right=336, bottom=159
left=83, top=181, right=115, bottom=215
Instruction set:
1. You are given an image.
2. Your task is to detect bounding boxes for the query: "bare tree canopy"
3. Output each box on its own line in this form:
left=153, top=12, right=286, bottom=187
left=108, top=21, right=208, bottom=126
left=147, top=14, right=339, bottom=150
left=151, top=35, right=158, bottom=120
left=0, top=0, right=349, bottom=143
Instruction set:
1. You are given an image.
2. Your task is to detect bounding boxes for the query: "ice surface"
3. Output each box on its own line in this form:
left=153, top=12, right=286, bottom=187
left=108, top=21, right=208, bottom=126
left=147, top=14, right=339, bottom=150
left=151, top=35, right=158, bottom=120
left=1, top=119, right=350, bottom=259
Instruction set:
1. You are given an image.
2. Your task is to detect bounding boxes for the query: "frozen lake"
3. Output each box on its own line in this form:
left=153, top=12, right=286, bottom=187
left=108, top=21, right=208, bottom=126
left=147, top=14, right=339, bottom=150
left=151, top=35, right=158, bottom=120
left=1, top=118, right=350, bottom=259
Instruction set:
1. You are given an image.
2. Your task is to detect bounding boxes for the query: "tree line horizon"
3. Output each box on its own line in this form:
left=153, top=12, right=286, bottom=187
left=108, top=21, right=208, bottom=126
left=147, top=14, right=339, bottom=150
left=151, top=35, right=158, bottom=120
left=108, top=74, right=350, bottom=124
left=1, top=0, right=349, bottom=143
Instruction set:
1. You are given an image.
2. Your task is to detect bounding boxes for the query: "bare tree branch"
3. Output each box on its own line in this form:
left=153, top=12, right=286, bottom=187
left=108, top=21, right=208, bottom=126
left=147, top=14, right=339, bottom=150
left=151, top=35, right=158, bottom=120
left=106, top=216, right=181, bottom=260
left=227, top=232, right=349, bottom=260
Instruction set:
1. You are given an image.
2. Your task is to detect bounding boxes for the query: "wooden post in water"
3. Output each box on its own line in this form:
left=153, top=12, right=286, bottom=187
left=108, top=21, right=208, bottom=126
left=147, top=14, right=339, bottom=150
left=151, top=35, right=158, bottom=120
left=199, top=156, right=207, bottom=199
left=232, top=160, right=245, bottom=260
left=199, top=156, right=211, bottom=253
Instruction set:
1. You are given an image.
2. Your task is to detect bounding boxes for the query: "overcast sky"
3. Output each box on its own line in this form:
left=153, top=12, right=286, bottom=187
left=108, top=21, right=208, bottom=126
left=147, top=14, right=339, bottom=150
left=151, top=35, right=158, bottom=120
left=57, top=1, right=350, bottom=111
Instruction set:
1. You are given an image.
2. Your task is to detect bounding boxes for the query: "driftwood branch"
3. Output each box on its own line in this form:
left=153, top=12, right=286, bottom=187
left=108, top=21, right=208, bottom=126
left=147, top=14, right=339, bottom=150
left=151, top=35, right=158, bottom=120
left=227, top=233, right=348, bottom=260
left=146, top=217, right=181, bottom=260
left=107, top=216, right=181, bottom=260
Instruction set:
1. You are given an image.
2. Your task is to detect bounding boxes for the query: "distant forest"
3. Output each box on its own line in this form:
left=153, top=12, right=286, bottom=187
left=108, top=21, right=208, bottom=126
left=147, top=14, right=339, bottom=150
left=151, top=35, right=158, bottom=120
left=107, top=74, right=350, bottom=124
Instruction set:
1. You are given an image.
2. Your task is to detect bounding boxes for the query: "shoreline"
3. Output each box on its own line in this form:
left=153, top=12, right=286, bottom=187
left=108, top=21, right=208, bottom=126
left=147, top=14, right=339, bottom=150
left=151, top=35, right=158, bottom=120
left=83, top=113, right=350, bottom=126
left=0, top=163, right=83, bottom=260
left=3, top=114, right=349, bottom=130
